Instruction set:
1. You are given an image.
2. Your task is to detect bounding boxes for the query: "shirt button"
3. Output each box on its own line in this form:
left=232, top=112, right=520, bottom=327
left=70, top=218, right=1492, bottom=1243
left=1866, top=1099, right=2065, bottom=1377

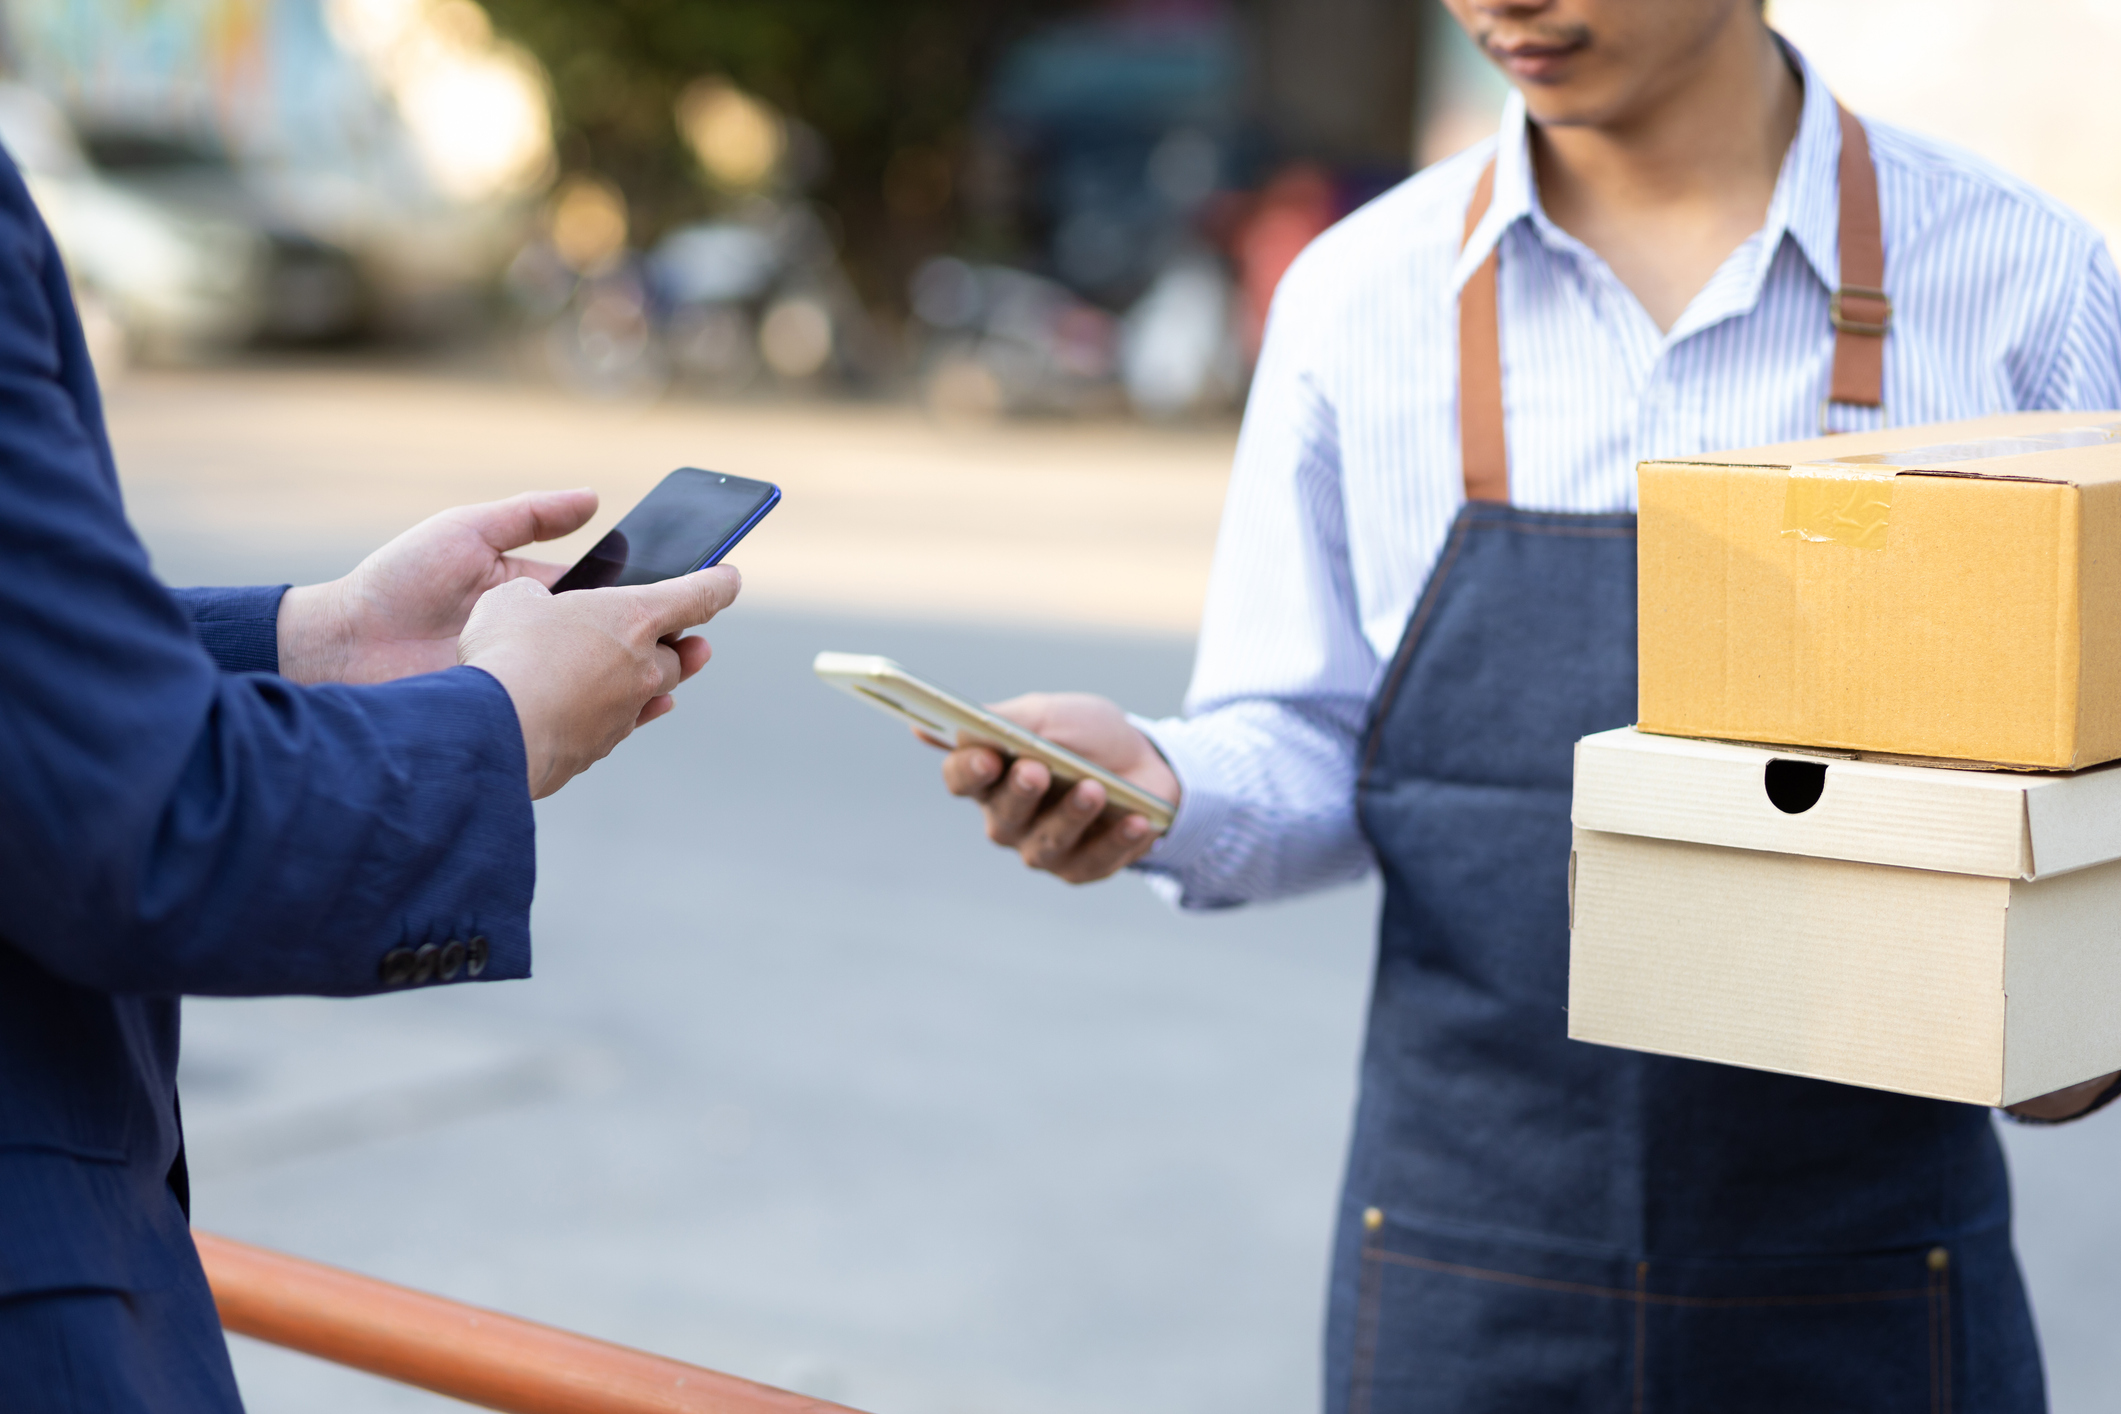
left=411, top=943, right=440, bottom=985
left=466, top=935, right=490, bottom=977
left=378, top=949, right=415, bottom=987
left=438, top=940, right=466, bottom=982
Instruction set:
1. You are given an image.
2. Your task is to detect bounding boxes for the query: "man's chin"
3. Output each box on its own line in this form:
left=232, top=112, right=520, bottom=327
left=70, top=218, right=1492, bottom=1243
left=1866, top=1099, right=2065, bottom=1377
left=1519, top=97, right=1617, bottom=130
left=1516, top=79, right=1639, bottom=132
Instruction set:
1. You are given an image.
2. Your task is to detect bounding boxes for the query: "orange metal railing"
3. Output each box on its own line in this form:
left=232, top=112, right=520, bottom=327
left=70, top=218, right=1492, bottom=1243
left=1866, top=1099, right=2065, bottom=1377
left=195, top=1231, right=870, bottom=1414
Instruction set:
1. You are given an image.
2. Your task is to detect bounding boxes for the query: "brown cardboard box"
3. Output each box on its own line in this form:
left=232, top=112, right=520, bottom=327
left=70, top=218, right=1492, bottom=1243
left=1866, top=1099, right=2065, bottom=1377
left=1638, top=411, right=2121, bottom=769
left=1567, top=728, right=2121, bottom=1106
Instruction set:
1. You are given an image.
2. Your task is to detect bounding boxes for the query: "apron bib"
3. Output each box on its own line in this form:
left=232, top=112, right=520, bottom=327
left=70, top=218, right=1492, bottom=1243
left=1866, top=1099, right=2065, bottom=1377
left=1322, top=108, right=2043, bottom=1414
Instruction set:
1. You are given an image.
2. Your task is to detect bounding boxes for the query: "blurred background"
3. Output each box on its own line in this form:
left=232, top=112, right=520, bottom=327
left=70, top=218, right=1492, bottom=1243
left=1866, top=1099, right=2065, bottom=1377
left=12, top=0, right=2121, bottom=413
left=7, top=1, right=2121, bottom=1411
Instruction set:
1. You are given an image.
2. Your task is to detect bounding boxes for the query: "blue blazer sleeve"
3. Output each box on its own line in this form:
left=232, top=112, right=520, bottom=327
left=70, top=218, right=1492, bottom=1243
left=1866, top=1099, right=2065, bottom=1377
left=0, top=156, right=534, bottom=998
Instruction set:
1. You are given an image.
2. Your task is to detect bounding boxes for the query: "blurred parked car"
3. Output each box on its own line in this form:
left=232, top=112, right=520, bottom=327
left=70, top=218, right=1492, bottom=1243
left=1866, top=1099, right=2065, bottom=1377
left=74, top=128, right=368, bottom=344
left=0, top=83, right=269, bottom=366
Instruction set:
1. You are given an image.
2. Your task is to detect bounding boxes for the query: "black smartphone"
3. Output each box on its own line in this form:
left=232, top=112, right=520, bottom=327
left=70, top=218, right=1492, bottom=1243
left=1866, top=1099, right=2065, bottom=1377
left=551, top=468, right=781, bottom=593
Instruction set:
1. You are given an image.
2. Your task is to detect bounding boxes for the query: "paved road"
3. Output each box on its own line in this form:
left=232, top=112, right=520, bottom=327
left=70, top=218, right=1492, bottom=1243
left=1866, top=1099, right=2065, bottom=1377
left=179, top=607, right=1377, bottom=1414
left=103, top=364, right=2121, bottom=1412
left=108, top=362, right=1236, bottom=635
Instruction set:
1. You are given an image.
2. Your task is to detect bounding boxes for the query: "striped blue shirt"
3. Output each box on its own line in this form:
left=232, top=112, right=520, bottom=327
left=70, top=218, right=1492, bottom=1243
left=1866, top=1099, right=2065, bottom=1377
left=1138, top=43, right=2121, bottom=910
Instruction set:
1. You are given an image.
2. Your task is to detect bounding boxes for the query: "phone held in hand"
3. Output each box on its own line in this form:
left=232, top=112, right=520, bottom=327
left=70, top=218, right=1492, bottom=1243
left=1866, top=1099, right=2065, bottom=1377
left=812, top=652, right=1176, bottom=833
left=553, top=468, right=780, bottom=593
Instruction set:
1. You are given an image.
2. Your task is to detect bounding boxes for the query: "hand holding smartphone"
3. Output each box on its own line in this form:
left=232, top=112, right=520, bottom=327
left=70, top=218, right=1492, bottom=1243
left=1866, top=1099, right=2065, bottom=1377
left=553, top=468, right=780, bottom=593
left=812, top=652, right=1175, bottom=832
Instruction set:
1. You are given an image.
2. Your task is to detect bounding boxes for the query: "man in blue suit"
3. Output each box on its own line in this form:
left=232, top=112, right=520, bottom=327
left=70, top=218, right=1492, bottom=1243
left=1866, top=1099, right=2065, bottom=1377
left=0, top=150, right=740, bottom=1408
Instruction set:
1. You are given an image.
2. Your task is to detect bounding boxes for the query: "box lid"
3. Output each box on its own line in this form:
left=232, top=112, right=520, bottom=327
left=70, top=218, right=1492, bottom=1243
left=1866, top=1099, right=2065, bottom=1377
left=1644, top=410, right=2121, bottom=487
left=1573, top=728, right=2121, bottom=879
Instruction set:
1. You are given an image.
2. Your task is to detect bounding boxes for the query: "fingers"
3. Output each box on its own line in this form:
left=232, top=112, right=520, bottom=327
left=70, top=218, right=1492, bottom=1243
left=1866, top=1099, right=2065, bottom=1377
left=1017, top=778, right=1106, bottom=866
left=454, top=489, right=599, bottom=552
left=651, top=640, right=683, bottom=696
left=940, top=745, right=1005, bottom=797
left=1050, top=813, right=1158, bottom=883
left=980, top=758, right=1053, bottom=845
left=629, top=638, right=708, bottom=729
left=625, top=564, right=743, bottom=639
left=668, top=634, right=713, bottom=684
left=942, top=748, right=1160, bottom=882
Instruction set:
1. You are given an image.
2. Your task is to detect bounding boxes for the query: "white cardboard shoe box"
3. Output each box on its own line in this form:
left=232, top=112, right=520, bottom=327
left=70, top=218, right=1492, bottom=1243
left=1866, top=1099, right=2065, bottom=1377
left=1567, top=727, right=2121, bottom=1105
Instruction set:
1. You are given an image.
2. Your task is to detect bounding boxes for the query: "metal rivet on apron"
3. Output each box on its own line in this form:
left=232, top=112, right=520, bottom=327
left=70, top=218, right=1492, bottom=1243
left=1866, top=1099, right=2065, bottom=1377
left=1363, top=1206, right=1384, bottom=1232
left=1928, top=1246, right=1950, bottom=1272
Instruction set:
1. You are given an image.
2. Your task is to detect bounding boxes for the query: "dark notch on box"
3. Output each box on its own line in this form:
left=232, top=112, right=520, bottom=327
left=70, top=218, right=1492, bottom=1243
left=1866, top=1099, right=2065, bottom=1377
left=1764, top=758, right=1828, bottom=815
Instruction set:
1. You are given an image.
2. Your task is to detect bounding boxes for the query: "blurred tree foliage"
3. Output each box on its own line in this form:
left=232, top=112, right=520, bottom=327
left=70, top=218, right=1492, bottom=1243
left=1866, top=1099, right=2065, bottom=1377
left=480, top=0, right=1085, bottom=305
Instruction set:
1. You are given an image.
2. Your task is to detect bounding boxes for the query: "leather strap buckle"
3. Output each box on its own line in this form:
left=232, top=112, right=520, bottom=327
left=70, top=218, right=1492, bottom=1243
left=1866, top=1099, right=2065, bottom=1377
left=1830, top=284, right=1892, bottom=338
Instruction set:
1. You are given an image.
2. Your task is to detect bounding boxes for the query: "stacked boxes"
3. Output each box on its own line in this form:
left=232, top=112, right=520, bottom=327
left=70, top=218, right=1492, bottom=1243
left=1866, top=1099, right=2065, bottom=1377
left=1569, top=413, right=2121, bottom=1104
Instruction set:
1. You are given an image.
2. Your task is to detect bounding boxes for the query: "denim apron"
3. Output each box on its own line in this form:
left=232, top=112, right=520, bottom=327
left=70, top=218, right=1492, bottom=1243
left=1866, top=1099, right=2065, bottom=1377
left=1321, top=111, right=2045, bottom=1413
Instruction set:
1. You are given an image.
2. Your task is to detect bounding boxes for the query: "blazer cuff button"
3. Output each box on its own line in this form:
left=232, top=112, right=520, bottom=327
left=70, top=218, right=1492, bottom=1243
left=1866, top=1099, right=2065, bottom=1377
left=465, top=935, right=490, bottom=977
left=379, top=948, right=416, bottom=986
left=411, top=943, right=440, bottom=985
left=438, top=939, right=466, bottom=981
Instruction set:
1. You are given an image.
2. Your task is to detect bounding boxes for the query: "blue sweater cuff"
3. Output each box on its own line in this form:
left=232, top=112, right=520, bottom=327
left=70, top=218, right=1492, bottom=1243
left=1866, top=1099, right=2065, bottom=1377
left=172, top=585, right=289, bottom=675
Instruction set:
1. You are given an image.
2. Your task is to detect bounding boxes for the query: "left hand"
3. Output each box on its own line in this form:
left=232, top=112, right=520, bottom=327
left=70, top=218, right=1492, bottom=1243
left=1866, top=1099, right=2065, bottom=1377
left=276, top=489, right=598, bottom=685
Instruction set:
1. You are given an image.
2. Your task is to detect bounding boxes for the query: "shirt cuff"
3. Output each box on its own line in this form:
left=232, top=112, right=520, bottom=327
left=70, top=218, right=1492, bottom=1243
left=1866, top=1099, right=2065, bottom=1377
left=173, top=585, right=291, bottom=675
left=1128, top=711, right=1238, bottom=877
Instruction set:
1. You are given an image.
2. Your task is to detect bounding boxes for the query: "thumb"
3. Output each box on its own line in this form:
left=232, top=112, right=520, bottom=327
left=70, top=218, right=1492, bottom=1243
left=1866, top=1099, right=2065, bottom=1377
left=463, top=574, right=551, bottom=634
left=451, top=488, right=600, bottom=553
left=624, top=563, right=743, bottom=638
left=459, top=573, right=552, bottom=664
left=984, top=693, right=1055, bottom=734
left=482, top=574, right=554, bottom=605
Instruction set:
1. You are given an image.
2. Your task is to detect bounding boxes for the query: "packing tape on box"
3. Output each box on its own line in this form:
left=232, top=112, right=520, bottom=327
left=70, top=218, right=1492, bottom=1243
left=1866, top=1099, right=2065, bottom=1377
left=1783, top=423, right=2121, bottom=550
left=1820, top=422, right=2121, bottom=470
left=1783, top=467, right=1894, bottom=550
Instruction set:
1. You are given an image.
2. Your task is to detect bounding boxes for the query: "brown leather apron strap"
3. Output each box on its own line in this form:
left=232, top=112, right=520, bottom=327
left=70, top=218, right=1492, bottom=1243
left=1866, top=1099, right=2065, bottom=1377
left=1827, top=103, right=1888, bottom=410
left=1458, top=161, right=1509, bottom=504
left=1457, top=99, right=1888, bottom=503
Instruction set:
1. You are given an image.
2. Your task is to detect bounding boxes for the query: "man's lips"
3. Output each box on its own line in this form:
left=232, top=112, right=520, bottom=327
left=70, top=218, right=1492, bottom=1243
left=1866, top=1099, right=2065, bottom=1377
left=1484, top=34, right=1589, bottom=82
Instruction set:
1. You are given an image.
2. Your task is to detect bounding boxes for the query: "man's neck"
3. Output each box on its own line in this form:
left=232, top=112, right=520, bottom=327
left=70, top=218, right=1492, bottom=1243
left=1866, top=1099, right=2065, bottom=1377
left=1529, top=20, right=1802, bottom=332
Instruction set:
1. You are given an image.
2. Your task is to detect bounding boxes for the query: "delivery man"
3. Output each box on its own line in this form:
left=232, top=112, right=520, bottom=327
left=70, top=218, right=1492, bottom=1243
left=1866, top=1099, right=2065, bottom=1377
left=940, top=1, right=2121, bottom=1409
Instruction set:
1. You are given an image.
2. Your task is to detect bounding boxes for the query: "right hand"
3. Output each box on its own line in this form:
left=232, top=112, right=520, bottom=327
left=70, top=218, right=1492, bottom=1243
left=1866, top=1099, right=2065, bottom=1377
left=457, top=565, right=742, bottom=799
left=940, top=692, right=1179, bottom=884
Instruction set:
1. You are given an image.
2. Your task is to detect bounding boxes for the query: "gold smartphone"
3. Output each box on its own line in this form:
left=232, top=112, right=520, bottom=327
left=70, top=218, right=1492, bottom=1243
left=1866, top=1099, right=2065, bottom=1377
left=811, top=652, right=1175, bottom=833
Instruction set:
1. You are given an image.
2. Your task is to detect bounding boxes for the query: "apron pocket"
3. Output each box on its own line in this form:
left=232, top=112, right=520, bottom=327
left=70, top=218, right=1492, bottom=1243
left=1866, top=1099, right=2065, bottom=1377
left=1641, top=1245, right=1949, bottom=1414
left=1349, top=1216, right=1953, bottom=1414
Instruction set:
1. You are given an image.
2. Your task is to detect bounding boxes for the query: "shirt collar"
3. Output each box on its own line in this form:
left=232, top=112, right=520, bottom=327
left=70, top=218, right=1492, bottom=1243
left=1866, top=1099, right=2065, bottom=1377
left=1449, top=40, right=1847, bottom=299
left=1448, top=92, right=1536, bottom=293
left=1773, top=42, right=1848, bottom=294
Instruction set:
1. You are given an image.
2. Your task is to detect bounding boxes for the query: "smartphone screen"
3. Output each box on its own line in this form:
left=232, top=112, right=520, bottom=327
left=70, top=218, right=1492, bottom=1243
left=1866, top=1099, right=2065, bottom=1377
left=552, top=468, right=780, bottom=593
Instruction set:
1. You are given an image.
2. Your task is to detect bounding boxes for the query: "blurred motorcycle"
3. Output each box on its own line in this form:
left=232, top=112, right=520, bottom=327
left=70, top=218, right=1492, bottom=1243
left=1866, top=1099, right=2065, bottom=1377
left=906, top=256, right=1122, bottom=418
left=508, top=189, right=872, bottom=401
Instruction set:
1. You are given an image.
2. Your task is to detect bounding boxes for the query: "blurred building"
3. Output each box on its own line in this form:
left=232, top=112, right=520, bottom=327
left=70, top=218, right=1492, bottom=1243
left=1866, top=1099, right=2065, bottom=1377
left=0, top=0, right=554, bottom=359
left=1772, top=0, right=2121, bottom=255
